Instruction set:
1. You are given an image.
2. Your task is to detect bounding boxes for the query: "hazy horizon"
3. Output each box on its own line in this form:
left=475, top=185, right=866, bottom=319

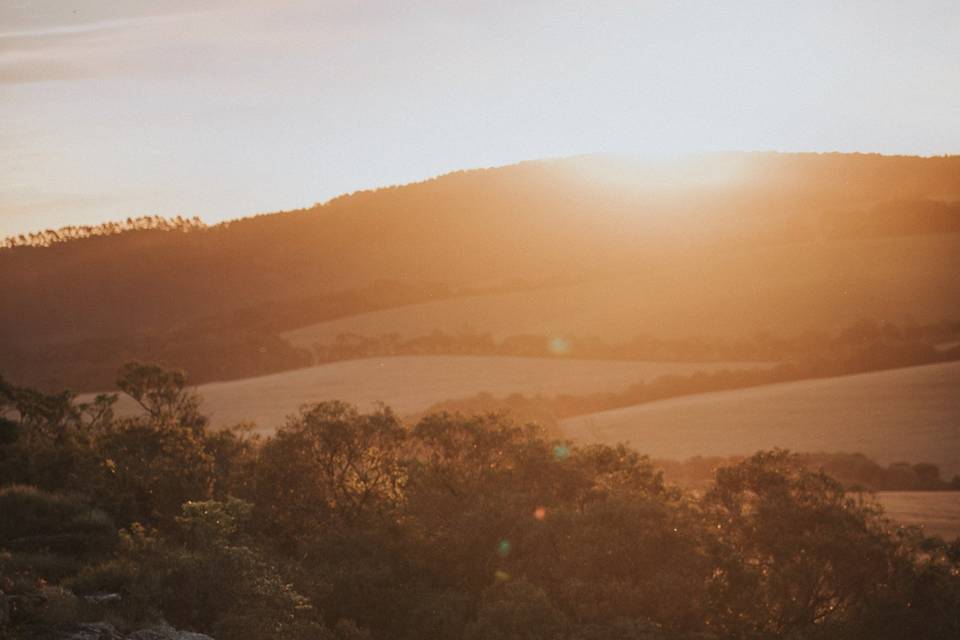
left=8, top=148, right=956, bottom=239
left=3, top=0, right=958, bottom=237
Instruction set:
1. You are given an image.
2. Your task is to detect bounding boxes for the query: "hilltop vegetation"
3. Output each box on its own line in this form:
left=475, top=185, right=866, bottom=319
left=1, top=215, right=207, bottom=250
left=1, top=364, right=959, bottom=640
left=3, top=153, right=960, bottom=392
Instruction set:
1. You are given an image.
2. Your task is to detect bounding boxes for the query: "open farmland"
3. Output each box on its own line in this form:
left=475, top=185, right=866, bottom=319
left=284, top=235, right=960, bottom=347
left=82, top=355, right=764, bottom=432
left=561, top=361, right=960, bottom=477
left=878, top=491, right=960, bottom=540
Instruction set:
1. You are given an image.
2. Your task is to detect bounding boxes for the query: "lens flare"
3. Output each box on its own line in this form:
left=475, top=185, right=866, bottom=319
left=548, top=337, right=570, bottom=355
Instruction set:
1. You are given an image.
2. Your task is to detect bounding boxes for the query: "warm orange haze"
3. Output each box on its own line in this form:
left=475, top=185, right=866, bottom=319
left=3, top=151, right=960, bottom=640
left=3, top=1, right=960, bottom=639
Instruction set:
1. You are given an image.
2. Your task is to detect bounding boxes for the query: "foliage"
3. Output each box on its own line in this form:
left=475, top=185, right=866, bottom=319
left=703, top=450, right=896, bottom=636
left=73, top=503, right=328, bottom=640
left=419, top=319, right=960, bottom=439
left=0, top=486, right=116, bottom=557
left=1, top=364, right=959, bottom=639
left=656, top=452, right=960, bottom=492
left=115, top=363, right=206, bottom=432
left=0, top=215, right=206, bottom=250
left=464, top=579, right=567, bottom=640
left=0, top=375, right=116, bottom=491
left=253, top=402, right=407, bottom=541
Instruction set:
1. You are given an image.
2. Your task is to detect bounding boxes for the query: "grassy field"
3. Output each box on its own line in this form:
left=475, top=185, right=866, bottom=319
left=561, top=361, right=960, bottom=477
left=877, top=491, right=960, bottom=540
left=284, top=235, right=960, bottom=347
left=83, top=355, right=761, bottom=432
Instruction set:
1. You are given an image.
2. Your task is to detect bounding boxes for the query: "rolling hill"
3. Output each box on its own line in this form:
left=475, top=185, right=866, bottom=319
left=80, top=355, right=763, bottom=432
left=284, top=234, right=960, bottom=345
left=4, top=152, right=960, bottom=391
left=876, top=492, right=960, bottom=539
left=560, top=361, right=960, bottom=477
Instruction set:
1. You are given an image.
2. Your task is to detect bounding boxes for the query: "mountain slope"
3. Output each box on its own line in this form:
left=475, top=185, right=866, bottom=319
left=3, top=152, right=959, bottom=390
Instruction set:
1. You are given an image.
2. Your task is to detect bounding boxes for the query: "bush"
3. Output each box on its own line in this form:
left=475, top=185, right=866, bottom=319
left=74, top=503, right=329, bottom=639
left=3, top=365, right=960, bottom=640
left=464, top=579, right=568, bottom=640
left=0, top=486, right=117, bottom=556
left=0, top=550, right=80, bottom=584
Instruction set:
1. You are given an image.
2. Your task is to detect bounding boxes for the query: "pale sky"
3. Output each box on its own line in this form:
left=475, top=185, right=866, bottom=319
left=1, top=0, right=958, bottom=238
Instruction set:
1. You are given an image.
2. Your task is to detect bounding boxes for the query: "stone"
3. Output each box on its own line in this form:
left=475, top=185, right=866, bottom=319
left=64, top=622, right=125, bottom=640
left=127, top=623, right=214, bottom=640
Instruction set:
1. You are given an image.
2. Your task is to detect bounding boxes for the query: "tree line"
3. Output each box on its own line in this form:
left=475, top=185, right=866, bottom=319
left=315, top=318, right=960, bottom=364
left=419, top=320, right=960, bottom=436
left=1, top=216, right=207, bottom=250
left=654, top=453, right=960, bottom=492
left=1, top=280, right=490, bottom=393
left=1, top=364, right=958, bottom=639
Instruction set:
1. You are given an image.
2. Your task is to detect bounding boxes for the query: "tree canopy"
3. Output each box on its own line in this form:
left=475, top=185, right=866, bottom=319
left=1, top=364, right=958, bottom=639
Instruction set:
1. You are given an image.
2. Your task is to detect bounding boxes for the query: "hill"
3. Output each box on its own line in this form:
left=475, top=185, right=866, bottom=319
left=78, top=355, right=762, bottom=432
left=284, top=234, right=960, bottom=345
left=560, top=361, right=960, bottom=477
left=4, top=152, right=960, bottom=391
left=876, top=492, right=960, bottom=540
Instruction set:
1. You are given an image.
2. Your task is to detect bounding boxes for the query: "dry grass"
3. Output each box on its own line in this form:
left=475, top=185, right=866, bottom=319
left=877, top=491, right=960, bottom=540
left=83, top=355, right=762, bottom=433
left=284, top=235, right=960, bottom=346
left=561, top=361, right=960, bottom=477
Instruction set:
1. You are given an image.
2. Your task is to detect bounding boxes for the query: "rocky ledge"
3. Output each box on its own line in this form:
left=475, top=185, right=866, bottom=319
left=19, top=621, right=214, bottom=640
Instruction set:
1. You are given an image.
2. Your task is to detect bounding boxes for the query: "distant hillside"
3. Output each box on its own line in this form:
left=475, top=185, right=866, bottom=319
left=78, top=355, right=759, bottom=431
left=3, top=152, right=959, bottom=390
left=561, top=361, right=960, bottom=477
left=283, top=234, right=960, bottom=345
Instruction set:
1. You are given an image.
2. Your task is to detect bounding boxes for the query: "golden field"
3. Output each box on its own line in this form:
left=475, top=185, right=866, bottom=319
left=561, top=361, right=960, bottom=477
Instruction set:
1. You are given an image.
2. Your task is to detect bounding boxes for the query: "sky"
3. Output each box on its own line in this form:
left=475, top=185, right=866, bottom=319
left=1, top=0, right=958, bottom=238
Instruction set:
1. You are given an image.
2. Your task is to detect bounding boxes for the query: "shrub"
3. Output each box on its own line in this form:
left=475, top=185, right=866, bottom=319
left=0, top=486, right=117, bottom=556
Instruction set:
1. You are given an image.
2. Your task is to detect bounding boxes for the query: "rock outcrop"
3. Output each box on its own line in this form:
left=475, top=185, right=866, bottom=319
left=13, top=621, right=215, bottom=640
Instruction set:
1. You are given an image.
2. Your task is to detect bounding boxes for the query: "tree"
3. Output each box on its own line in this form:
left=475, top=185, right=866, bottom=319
left=464, top=579, right=567, bottom=640
left=0, top=375, right=115, bottom=491
left=116, top=362, right=206, bottom=433
left=703, top=450, right=897, bottom=637
left=74, top=499, right=329, bottom=640
left=253, top=401, right=407, bottom=540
